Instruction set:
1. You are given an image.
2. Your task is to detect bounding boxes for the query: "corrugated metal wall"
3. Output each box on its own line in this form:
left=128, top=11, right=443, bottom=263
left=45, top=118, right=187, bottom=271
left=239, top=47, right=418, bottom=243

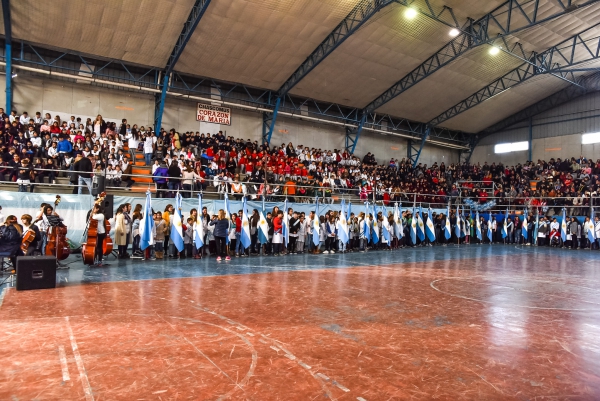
left=473, top=91, right=600, bottom=163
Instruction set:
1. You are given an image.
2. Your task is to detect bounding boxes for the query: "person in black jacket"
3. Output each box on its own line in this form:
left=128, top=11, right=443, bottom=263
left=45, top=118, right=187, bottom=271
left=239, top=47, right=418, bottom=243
left=0, top=215, right=24, bottom=268
left=167, top=160, right=181, bottom=198
left=73, top=154, right=93, bottom=195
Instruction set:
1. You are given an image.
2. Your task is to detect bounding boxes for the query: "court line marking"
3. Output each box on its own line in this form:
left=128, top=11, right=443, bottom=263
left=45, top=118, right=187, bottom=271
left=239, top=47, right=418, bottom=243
left=430, top=278, right=600, bottom=311
left=0, top=287, right=6, bottom=309
left=65, top=317, right=94, bottom=401
left=58, top=345, right=70, bottom=382
left=161, top=315, right=257, bottom=401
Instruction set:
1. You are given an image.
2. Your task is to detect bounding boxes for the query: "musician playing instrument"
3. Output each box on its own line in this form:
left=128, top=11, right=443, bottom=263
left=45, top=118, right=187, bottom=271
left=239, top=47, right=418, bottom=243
left=0, top=215, right=24, bottom=268
left=90, top=203, right=108, bottom=267
left=20, top=214, right=41, bottom=255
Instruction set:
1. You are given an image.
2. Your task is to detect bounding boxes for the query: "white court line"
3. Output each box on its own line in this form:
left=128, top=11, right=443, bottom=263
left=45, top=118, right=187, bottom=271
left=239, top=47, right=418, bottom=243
left=58, top=345, right=70, bottom=382
left=65, top=317, right=94, bottom=401
left=0, top=287, right=6, bottom=309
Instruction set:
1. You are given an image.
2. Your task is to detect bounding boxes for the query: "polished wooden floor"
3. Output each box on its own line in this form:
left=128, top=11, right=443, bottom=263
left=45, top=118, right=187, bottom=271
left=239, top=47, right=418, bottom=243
left=1, top=245, right=600, bottom=400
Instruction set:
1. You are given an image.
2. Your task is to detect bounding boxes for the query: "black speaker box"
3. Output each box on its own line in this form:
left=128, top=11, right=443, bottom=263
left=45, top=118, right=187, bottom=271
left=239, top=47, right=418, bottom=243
left=92, top=175, right=106, bottom=196
left=103, top=194, right=114, bottom=220
left=16, top=256, right=57, bottom=291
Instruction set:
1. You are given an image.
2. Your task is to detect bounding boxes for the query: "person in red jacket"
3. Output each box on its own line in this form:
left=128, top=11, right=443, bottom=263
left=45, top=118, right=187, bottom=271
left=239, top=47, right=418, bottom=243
left=272, top=211, right=283, bottom=256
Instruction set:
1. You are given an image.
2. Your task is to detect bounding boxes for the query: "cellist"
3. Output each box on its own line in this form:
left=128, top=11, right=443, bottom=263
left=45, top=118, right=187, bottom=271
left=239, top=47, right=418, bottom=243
left=88, top=202, right=109, bottom=267
left=20, top=214, right=41, bottom=255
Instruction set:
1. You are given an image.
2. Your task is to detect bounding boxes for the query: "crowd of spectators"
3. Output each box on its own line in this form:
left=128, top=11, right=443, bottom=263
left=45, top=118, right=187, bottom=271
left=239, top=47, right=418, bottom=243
left=0, top=109, right=599, bottom=216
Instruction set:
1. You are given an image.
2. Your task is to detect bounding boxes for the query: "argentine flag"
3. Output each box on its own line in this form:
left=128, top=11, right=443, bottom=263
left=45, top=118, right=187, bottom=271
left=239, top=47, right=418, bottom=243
left=501, top=209, right=508, bottom=238
left=337, top=199, right=349, bottom=244
left=425, top=207, right=436, bottom=242
left=312, top=197, right=321, bottom=246
left=283, top=199, right=289, bottom=247
left=533, top=211, right=540, bottom=244
left=588, top=209, right=596, bottom=244
left=561, top=208, right=567, bottom=242
left=455, top=208, right=461, bottom=239
left=444, top=204, right=451, bottom=240
left=194, top=194, right=204, bottom=249
left=522, top=208, right=528, bottom=240
left=416, top=205, right=425, bottom=241
left=240, top=197, right=252, bottom=249
left=487, top=216, right=493, bottom=242
left=393, top=203, right=403, bottom=239
left=410, top=206, right=417, bottom=245
left=459, top=207, right=467, bottom=238
left=371, top=203, right=379, bottom=244
left=363, top=202, right=371, bottom=241
left=170, top=192, right=185, bottom=252
left=475, top=211, right=482, bottom=240
left=139, top=191, right=155, bottom=250
left=258, top=198, right=269, bottom=245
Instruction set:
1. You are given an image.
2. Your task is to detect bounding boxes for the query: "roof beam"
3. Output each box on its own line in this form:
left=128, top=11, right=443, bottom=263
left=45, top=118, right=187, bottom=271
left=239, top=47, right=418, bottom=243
left=278, top=0, right=395, bottom=97
left=155, top=0, right=212, bottom=132
left=479, top=71, right=600, bottom=136
left=428, top=24, right=600, bottom=128
left=364, top=0, right=600, bottom=113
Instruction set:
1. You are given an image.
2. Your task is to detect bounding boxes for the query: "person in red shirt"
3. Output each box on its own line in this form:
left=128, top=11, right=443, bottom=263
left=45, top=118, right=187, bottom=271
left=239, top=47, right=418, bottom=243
left=272, top=211, right=284, bottom=256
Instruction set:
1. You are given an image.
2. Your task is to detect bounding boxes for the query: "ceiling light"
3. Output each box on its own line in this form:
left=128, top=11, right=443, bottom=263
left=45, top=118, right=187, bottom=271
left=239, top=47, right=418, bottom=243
left=489, top=46, right=500, bottom=56
left=449, top=28, right=460, bottom=37
left=11, top=73, right=17, bottom=78
left=404, top=7, right=418, bottom=19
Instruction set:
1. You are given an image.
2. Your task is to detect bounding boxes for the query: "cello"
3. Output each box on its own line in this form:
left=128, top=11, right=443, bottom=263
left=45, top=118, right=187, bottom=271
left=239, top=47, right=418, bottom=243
left=45, top=195, right=71, bottom=261
left=82, top=192, right=113, bottom=265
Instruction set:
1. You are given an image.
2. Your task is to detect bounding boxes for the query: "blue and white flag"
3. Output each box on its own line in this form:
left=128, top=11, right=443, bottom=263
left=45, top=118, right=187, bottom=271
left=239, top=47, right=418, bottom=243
left=425, top=207, right=436, bottom=242
left=522, top=208, right=528, bottom=240
left=363, top=201, right=371, bottom=241
left=455, top=208, right=461, bottom=239
left=416, top=205, right=425, bottom=241
left=588, top=209, right=596, bottom=244
left=312, top=197, right=321, bottom=246
left=139, top=191, right=154, bottom=250
left=283, top=199, right=289, bottom=246
left=382, top=216, right=391, bottom=245
left=224, top=192, right=231, bottom=244
left=501, top=209, right=508, bottom=239
left=460, top=207, right=467, bottom=238
left=194, top=194, right=204, bottom=249
left=487, top=216, right=493, bottom=242
left=475, top=211, right=482, bottom=241
left=258, top=197, right=269, bottom=245
left=371, top=203, right=379, bottom=244
left=410, top=206, right=417, bottom=244
left=240, top=197, right=252, bottom=249
left=170, top=192, right=185, bottom=252
left=393, top=203, right=403, bottom=239
left=444, top=204, right=451, bottom=240
left=561, top=208, right=567, bottom=242
left=337, top=199, right=349, bottom=244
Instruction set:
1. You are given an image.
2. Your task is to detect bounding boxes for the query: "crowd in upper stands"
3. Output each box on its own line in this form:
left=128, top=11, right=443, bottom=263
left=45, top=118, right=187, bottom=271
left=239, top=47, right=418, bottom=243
left=0, top=108, right=599, bottom=216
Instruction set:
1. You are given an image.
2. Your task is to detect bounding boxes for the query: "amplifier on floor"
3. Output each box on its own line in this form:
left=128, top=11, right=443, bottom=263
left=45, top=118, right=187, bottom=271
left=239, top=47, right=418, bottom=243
left=16, top=256, right=57, bottom=291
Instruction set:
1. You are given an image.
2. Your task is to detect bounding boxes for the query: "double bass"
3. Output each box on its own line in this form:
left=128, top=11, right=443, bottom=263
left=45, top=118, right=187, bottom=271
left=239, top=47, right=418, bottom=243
left=45, top=195, right=71, bottom=261
left=82, top=193, right=113, bottom=265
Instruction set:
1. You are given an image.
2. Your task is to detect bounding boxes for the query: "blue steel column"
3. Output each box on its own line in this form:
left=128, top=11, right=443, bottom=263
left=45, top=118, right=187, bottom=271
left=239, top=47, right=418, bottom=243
left=412, top=125, right=431, bottom=168
left=154, top=74, right=169, bottom=133
left=262, top=97, right=281, bottom=145
left=345, top=113, right=366, bottom=154
left=2, top=0, right=12, bottom=111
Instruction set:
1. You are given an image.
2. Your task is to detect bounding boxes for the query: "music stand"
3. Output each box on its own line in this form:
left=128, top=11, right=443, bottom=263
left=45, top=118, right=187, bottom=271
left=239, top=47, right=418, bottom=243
left=46, top=216, right=69, bottom=269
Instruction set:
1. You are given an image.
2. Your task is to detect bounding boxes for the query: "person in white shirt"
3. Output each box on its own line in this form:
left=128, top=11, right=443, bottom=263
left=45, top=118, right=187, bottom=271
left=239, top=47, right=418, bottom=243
left=89, top=203, right=108, bottom=267
left=19, top=112, right=30, bottom=126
